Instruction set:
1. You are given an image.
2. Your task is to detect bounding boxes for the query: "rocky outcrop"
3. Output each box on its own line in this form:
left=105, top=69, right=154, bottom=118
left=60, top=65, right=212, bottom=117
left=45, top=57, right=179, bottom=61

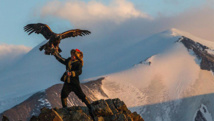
left=29, top=98, right=144, bottom=121
left=179, top=36, right=214, bottom=71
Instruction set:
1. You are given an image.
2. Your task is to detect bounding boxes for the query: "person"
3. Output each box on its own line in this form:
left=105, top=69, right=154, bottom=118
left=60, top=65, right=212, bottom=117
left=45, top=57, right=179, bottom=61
left=53, top=49, right=92, bottom=110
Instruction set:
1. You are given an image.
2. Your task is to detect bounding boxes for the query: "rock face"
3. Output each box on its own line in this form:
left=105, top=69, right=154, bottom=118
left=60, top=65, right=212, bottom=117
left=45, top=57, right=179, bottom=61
left=29, top=98, right=144, bottom=121
left=180, top=36, right=214, bottom=71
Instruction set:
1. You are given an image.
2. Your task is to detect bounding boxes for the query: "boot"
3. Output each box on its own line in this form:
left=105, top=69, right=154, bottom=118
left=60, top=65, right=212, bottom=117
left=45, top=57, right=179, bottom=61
left=84, top=97, right=91, bottom=109
left=61, top=98, right=67, bottom=108
left=83, top=97, right=95, bottom=120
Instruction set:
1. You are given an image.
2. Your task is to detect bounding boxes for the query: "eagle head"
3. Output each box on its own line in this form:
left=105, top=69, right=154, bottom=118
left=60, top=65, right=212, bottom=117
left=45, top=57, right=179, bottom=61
left=55, top=35, right=62, bottom=40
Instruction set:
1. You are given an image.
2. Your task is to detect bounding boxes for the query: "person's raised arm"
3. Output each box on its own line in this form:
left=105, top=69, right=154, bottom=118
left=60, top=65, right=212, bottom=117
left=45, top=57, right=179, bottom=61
left=53, top=53, right=66, bottom=65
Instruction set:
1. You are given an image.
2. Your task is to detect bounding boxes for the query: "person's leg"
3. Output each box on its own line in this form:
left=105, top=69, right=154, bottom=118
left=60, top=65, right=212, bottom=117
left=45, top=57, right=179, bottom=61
left=72, top=84, right=88, bottom=104
left=72, top=84, right=95, bottom=119
left=72, top=84, right=93, bottom=109
left=61, top=83, right=72, bottom=108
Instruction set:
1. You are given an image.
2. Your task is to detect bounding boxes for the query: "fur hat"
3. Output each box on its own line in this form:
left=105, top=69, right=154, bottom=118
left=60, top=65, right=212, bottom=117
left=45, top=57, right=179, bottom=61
left=71, top=49, right=84, bottom=65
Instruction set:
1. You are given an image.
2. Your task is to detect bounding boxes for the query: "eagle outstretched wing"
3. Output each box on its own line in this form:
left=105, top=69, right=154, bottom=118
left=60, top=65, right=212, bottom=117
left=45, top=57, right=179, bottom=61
left=24, top=23, right=54, bottom=40
left=60, top=29, right=91, bottom=39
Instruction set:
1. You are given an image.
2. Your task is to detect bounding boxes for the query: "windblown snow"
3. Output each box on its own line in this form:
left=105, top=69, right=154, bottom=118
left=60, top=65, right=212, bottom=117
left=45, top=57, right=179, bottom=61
left=171, top=28, right=214, bottom=49
left=103, top=43, right=201, bottom=101
left=1, top=28, right=214, bottom=121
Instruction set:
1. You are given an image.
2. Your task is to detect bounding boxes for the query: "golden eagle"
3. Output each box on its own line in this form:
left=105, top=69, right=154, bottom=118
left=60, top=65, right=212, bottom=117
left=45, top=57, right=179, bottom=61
left=24, top=23, right=91, bottom=55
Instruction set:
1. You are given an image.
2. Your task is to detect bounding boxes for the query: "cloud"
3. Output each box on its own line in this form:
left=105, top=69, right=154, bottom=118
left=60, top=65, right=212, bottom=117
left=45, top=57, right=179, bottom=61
left=41, top=0, right=150, bottom=24
left=0, top=44, right=31, bottom=57
left=167, top=7, right=214, bottom=41
left=205, top=0, right=214, bottom=7
left=40, top=0, right=214, bottom=42
left=0, top=44, right=31, bottom=71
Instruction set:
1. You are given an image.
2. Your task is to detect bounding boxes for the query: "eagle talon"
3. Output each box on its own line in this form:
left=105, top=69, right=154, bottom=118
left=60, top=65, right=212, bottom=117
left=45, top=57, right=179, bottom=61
left=51, top=47, right=59, bottom=55
left=39, top=47, right=43, bottom=51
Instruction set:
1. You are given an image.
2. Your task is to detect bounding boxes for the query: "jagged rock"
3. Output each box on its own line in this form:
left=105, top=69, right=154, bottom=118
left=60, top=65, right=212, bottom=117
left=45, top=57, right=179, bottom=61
left=36, top=107, right=93, bottom=121
left=130, top=112, right=144, bottom=121
left=112, top=98, right=131, bottom=114
left=180, top=36, right=214, bottom=72
left=91, top=99, right=113, bottom=117
left=105, top=99, right=118, bottom=114
left=30, top=98, right=144, bottom=121
left=30, top=107, right=63, bottom=121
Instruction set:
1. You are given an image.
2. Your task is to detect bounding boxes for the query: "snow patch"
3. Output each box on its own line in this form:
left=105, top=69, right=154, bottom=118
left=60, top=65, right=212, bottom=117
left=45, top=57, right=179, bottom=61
left=206, top=49, right=214, bottom=55
left=102, top=77, right=147, bottom=107
left=188, top=49, right=202, bottom=65
left=210, top=71, right=214, bottom=76
left=38, top=98, right=51, bottom=108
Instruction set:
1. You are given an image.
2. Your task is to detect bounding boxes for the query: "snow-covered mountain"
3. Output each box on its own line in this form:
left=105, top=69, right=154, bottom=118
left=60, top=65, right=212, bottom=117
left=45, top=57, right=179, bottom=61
left=1, top=28, right=214, bottom=121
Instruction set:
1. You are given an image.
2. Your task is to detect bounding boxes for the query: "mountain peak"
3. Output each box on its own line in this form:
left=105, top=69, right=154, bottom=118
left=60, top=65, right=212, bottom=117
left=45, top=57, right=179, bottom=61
left=170, top=28, right=183, bottom=36
left=169, top=28, right=214, bottom=49
left=170, top=28, right=199, bottom=38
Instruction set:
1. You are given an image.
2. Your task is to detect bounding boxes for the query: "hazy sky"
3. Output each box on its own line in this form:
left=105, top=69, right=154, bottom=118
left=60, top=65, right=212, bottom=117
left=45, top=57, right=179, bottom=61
left=0, top=0, right=213, bottom=48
